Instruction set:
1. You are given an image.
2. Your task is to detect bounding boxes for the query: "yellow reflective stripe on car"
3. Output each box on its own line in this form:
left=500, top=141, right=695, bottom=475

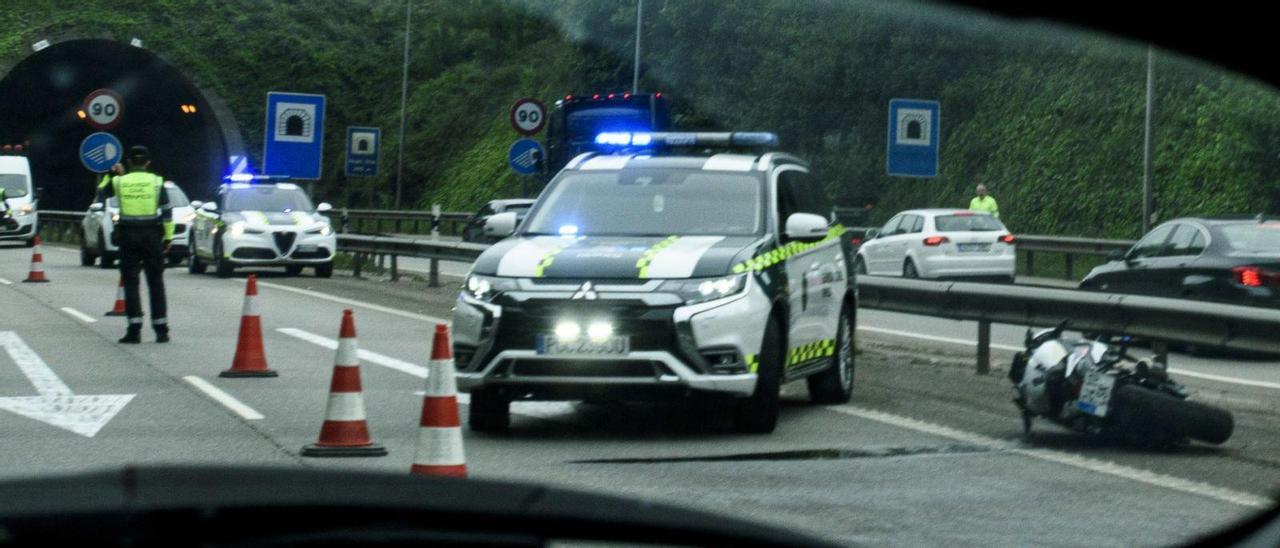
left=635, top=235, right=680, bottom=278
left=533, top=240, right=575, bottom=277
left=787, top=339, right=835, bottom=367
left=732, top=225, right=847, bottom=274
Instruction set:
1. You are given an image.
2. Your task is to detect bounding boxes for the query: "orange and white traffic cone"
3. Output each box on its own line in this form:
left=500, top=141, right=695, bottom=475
left=302, top=309, right=387, bottom=457
left=410, top=324, right=467, bottom=477
left=21, top=236, right=49, bottom=283
left=220, top=274, right=277, bottom=378
left=104, top=276, right=126, bottom=316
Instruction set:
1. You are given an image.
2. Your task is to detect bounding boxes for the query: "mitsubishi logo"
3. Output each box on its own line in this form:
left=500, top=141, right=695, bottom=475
left=571, top=281, right=598, bottom=300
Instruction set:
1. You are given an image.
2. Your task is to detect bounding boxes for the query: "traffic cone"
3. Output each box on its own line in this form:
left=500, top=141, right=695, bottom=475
left=410, top=324, right=467, bottom=477
left=21, top=236, right=49, bottom=283
left=220, top=274, right=277, bottom=378
left=104, top=276, right=126, bottom=316
left=302, top=309, right=387, bottom=457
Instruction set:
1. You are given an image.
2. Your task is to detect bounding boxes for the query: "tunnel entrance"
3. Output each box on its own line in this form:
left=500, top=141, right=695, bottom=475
left=0, top=39, right=232, bottom=210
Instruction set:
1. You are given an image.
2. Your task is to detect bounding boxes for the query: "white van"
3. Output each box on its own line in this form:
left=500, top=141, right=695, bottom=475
left=0, top=155, right=38, bottom=247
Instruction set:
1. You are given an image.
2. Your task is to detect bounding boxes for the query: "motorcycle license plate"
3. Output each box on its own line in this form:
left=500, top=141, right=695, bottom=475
left=1075, top=370, right=1116, bottom=417
left=536, top=335, right=630, bottom=356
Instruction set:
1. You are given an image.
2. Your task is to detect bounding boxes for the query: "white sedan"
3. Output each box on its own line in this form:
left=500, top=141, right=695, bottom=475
left=855, top=208, right=1016, bottom=282
left=81, top=181, right=196, bottom=268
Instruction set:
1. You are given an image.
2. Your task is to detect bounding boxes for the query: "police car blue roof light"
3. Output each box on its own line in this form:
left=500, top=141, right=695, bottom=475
left=728, top=132, right=780, bottom=147
left=558, top=224, right=579, bottom=236
left=227, top=173, right=256, bottom=183
left=595, top=132, right=635, bottom=146
left=594, top=132, right=779, bottom=149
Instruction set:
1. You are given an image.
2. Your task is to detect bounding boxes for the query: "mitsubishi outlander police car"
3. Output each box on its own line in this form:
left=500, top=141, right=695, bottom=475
left=452, top=132, right=856, bottom=434
left=188, top=177, right=336, bottom=278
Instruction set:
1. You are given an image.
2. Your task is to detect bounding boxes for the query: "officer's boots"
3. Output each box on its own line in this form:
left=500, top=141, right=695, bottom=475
left=119, top=326, right=142, bottom=344
left=155, top=326, right=170, bottom=344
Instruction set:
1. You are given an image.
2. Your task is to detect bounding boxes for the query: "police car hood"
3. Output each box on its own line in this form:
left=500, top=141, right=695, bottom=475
left=224, top=211, right=327, bottom=229
left=473, top=234, right=763, bottom=279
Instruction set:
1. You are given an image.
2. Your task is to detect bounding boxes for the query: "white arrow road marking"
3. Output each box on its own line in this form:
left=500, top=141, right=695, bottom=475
left=0, top=331, right=134, bottom=437
left=60, top=307, right=97, bottom=323
left=0, top=277, right=11, bottom=285
left=277, top=327, right=574, bottom=419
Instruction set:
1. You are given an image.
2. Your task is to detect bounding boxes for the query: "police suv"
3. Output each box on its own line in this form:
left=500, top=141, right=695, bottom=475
left=188, top=177, right=336, bottom=278
left=453, top=132, right=856, bottom=434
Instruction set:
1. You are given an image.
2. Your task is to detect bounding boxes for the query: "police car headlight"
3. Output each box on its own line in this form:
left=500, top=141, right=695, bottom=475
left=320, top=224, right=332, bottom=236
left=19, top=204, right=33, bottom=215
left=464, top=274, right=517, bottom=301
left=661, top=274, right=748, bottom=304
left=228, top=222, right=246, bottom=238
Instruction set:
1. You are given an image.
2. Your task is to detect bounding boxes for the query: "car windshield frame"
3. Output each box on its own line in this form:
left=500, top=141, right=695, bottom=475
left=222, top=186, right=314, bottom=213
left=522, top=167, right=766, bottom=237
left=0, top=174, right=29, bottom=198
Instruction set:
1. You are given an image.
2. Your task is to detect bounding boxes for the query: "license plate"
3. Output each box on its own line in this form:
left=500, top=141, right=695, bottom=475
left=536, top=335, right=630, bottom=356
left=957, top=243, right=990, bottom=252
left=297, top=244, right=318, bottom=252
left=1075, top=369, right=1116, bottom=417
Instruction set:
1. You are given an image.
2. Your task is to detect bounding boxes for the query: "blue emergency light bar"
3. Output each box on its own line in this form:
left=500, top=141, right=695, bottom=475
left=593, top=131, right=778, bottom=148
left=222, top=173, right=293, bottom=183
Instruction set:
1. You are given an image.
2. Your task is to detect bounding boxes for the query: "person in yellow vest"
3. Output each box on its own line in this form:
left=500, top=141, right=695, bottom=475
left=968, top=184, right=999, bottom=219
left=95, top=146, right=174, bottom=343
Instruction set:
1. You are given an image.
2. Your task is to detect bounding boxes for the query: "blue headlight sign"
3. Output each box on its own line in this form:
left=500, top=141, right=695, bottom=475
left=508, top=138, right=545, bottom=175
left=886, top=99, right=940, bottom=178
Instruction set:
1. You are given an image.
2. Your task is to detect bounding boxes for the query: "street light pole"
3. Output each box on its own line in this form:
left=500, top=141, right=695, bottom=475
left=1142, top=46, right=1155, bottom=233
left=395, top=0, right=412, bottom=209
left=632, top=0, right=643, bottom=94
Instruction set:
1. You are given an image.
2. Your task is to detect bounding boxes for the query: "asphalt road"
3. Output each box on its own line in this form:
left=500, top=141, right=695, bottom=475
left=0, top=243, right=1276, bottom=546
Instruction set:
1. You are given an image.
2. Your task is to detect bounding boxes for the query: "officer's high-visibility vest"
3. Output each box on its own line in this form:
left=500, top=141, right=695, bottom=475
left=969, top=195, right=999, bottom=218
left=109, top=172, right=175, bottom=239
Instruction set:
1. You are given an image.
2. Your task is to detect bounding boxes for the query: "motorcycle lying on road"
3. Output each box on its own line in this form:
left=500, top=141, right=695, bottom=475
left=1009, top=322, right=1234, bottom=446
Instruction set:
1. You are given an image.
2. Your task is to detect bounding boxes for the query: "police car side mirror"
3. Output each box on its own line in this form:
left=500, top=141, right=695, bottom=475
left=316, top=202, right=333, bottom=213
left=785, top=213, right=828, bottom=242
left=1107, top=249, right=1126, bottom=262
left=190, top=200, right=203, bottom=209
left=484, top=211, right=518, bottom=238
left=89, top=203, right=104, bottom=212
left=201, top=202, right=219, bottom=213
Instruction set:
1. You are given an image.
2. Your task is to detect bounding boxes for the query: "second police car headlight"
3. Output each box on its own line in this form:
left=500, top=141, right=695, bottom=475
left=464, top=274, right=517, bottom=301
left=660, top=274, right=748, bottom=304
left=228, top=222, right=246, bottom=238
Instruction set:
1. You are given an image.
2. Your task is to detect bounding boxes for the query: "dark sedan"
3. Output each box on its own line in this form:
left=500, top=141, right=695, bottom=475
left=1080, top=217, right=1280, bottom=307
left=460, top=199, right=535, bottom=243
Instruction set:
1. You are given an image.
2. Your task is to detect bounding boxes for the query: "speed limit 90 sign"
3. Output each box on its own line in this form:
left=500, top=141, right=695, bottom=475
left=510, top=98, right=546, bottom=136
left=82, top=89, right=124, bottom=130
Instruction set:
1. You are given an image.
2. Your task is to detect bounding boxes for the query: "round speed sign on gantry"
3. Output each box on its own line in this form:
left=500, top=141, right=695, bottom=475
left=509, top=97, right=547, bottom=136
left=82, top=89, right=124, bottom=130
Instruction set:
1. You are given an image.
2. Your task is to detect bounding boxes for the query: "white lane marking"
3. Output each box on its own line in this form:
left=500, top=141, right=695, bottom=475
left=0, top=277, right=11, bottom=285
left=183, top=376, right=264, bottom=420
left=59, top=307, right=97, bottom=323
left=858, top=325, right=1022, bottom=352
left=0, top=331, right=134, bottom=437
left=859, top=326, right=1280, bottom=392
left=44, top=246, right=76, bottom=254
left=253, top=280, right=448, bottom=324
left=828, top=405, right=1272, bottom=509
left=1167, top=368, right=1280, bottom=391
left=279, top=328, right=575, bottom=418
left=277, top=328, right=429, bottom=378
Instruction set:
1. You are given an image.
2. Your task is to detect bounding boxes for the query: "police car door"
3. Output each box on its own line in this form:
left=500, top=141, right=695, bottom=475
left=775, top=168, right=843, bottom=372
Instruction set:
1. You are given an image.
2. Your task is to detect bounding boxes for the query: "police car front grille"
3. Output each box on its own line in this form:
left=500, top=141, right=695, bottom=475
left=232, top=248, right=276, bottom=260
left=495, top=304, right=676, bottom=352
left=505, top=359, right=670, bottom=378
left=291, top=247, right=331, bottom=260
left=273, top=231, right=297, bottom=253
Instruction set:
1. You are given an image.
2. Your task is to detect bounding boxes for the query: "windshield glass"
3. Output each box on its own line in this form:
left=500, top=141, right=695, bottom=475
left=0, top=174, right=28, bottom=197
left=224, top=186, right=313, bottom=212
left=1220, top=223, right=1280, bottom=253
left=524, top=169, right=762, bottom=236
left=935, top=214, right=1004, bottom=232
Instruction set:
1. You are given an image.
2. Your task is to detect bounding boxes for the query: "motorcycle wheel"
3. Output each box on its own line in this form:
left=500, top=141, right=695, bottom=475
left=1109, top=384, right=1234, bottom=445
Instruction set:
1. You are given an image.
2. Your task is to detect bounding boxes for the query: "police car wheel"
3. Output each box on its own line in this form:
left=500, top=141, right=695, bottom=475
left=732, top=317, right=782, bottom=434
left=903, top=259, right=918, bottom=278
left=188, top=249, right=206, bottom=274
left=214, top=240, right=234, bottom=278
left=98, top=251, right=115, bottom=269
left=468, top=388, right=510, bottom=432
left=807, top=305, right=855, bottom=404
left=24, top=237, right=35, bottom=248
left=315, top=262, right=334, bottom=278
left=285, top=266, right=303, bottom=276
left=80, top=234, right=96, bottom=266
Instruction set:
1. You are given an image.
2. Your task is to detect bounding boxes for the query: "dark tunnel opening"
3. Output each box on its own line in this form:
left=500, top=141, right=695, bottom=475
left=0, top=39, right=229, bottom=210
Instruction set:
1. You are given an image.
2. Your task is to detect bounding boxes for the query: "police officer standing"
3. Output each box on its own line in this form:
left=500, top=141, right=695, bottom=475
left=968, top=184, right=1000, bottom=219
left=96, top=146, right=174, bottom=343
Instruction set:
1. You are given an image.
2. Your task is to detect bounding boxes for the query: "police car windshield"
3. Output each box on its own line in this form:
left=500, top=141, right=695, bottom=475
left=0, top=174, right=28, bottom=197
left=524, top=169, right=762, bottom=236
left=224, top=186, right=313, bottom=212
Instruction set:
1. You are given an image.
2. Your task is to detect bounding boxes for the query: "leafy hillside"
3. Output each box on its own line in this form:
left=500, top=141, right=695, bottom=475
left=3, top=0, right=1278, bottom=238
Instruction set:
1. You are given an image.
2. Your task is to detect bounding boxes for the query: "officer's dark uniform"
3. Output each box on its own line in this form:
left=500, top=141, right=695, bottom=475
left=96, top=146, right=174, bottom=343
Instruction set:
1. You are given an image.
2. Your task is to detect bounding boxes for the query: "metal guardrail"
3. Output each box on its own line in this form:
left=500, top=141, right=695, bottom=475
left=336, top=234, right=486, bottom=285
left=858, top=276, right=1280, bottom=372
left=322, top=209, right=473, bottom=237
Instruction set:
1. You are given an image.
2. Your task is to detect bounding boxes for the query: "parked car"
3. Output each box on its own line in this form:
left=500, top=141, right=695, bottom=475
left=0, top=154, right=38, bottom=247
left=81, top=181, right=195, bottom=268
left=1080, top=216, right=1280, bottom=307
left=854, top=209, right=1016, bottom=282
left=460, top=199, right=535, bottom=243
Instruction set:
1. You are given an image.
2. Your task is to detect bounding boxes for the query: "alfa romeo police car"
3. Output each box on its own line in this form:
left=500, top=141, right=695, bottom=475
left=188, top=177, right=336, bottom=278
left=452, top=132, right=856, bottom=434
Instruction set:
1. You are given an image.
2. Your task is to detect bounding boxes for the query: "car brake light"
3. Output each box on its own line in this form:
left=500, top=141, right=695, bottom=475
left=1233, top=266, right=1280, bottom=288
left=953, top=211, right=974, bottom=216
left=998, top=234, right=1015, bottom=244
left=923, top=236, right=949, bottom=246
left=850, top=237, right=863, bottom=246
left=592, top=93, right=601, bottom=100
